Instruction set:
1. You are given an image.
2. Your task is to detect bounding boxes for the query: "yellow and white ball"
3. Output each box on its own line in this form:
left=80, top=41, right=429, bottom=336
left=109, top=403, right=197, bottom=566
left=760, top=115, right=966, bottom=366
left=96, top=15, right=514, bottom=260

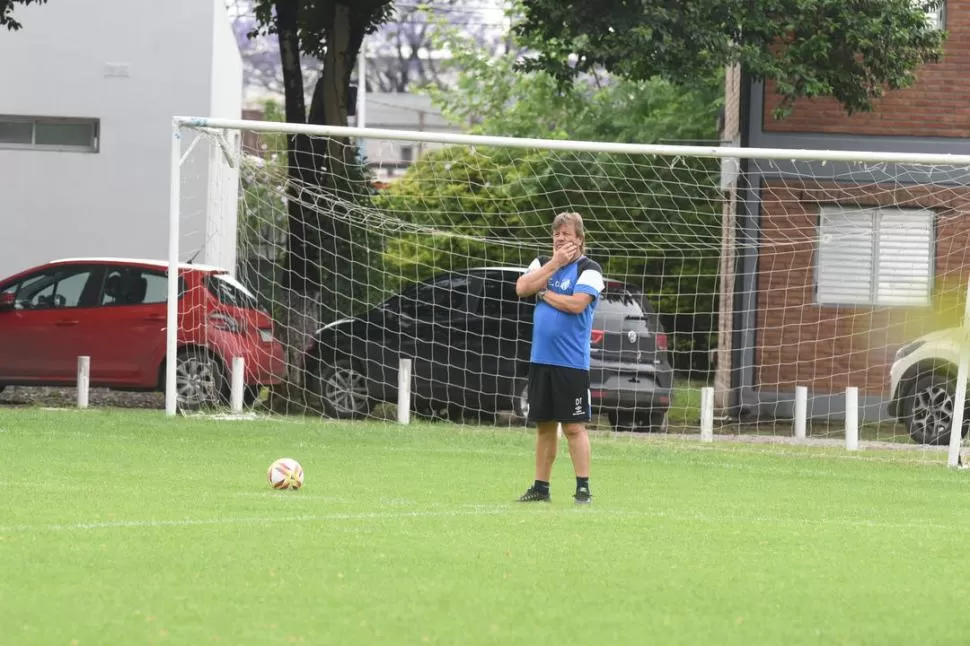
left=267, top=458, right=304, bottom=490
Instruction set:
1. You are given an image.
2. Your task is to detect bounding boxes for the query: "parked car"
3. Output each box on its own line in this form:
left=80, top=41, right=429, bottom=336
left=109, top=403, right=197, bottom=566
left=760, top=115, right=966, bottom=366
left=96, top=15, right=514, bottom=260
left=304, top=266, right=673, bottom=431
left=0, top=257, right=285, bottom=408
left=888, top=327, right=970, bottom=445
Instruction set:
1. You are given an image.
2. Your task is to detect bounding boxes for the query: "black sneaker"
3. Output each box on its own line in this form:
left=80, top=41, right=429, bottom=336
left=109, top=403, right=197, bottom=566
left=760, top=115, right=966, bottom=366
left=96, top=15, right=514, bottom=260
left=518, top=486, right=551, bottom=502
left=573, top=487, right=592, bottom=505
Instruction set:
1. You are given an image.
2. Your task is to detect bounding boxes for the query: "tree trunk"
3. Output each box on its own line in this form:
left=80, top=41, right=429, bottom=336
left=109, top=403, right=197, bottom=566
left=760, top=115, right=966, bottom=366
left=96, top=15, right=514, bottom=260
left=274, top=0, right=319, bottom=407
left=302, top=3, right=367, bottom=326
left=269, top=0, right=370, bottom=411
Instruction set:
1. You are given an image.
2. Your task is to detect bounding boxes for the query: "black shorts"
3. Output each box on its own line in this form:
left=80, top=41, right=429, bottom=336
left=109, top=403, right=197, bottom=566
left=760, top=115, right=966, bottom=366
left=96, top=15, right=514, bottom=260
left=527, top=363, right=591, bottom=424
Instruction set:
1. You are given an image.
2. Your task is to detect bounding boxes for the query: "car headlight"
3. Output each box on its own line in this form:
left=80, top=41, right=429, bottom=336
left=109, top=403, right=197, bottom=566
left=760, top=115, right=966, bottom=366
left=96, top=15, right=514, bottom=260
left=894, top=340, right=925, bottom=362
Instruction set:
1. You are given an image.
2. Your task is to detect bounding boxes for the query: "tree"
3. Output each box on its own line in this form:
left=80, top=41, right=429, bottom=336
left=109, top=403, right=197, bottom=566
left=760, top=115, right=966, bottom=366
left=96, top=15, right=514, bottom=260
left=232, top=11, right=320, bottom=97
left=419, top=7, right=722, bottom=142
left=366, top=0, right=509, bottom=92
left=1, top=0, right=47, bottom=30
left=377, top=7, right=724, bottom=373
left=247, top=0, right=392, bottom=399
left=515, top=0, right=947, bottom=117
left=232, top=0, right=510, bottom=96
left=237, top=100, right=289, bottom=313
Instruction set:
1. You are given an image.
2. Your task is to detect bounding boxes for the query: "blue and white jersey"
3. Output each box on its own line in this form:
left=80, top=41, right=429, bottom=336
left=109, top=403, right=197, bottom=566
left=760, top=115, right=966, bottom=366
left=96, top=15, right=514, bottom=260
left=529, top=255, right=605, bottom=370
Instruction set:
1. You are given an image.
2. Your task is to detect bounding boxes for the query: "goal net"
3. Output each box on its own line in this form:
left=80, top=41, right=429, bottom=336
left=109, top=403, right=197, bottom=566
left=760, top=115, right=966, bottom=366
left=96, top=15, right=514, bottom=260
left=168, top=116, right=970, bottom=465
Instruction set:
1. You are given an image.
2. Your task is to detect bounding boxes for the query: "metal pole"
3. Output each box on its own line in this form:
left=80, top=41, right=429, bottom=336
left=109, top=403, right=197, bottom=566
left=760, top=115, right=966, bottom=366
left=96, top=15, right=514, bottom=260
left=947, top=273, right=970, bottom=466
left=165, top=121, right=181, bottom=416
left=357, top=37, right=367, bottom=128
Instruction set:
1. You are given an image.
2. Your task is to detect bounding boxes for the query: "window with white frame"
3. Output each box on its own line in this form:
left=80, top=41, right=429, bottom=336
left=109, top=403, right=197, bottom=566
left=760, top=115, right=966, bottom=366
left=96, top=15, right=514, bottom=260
left=920, top=0, right=945, bottom=30
left=816, top=206, right=934, bottom=306
left=0, top=116, right=99, bottom=152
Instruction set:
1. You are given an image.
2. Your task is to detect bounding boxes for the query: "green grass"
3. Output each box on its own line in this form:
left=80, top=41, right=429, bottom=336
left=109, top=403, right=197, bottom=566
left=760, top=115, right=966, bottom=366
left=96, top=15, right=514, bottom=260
left=668, top=378, right=704, bottom=426
left=2, top=407, right=970, bottom=644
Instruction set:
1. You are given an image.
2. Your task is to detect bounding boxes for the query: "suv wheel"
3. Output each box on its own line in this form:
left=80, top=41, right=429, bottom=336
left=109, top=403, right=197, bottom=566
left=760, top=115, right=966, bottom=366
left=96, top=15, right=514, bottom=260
left=174, top=349, right=224, bottom=410
left=906, top=371, right=969, bottom=445
left=314, top=358, right=373, bottom=419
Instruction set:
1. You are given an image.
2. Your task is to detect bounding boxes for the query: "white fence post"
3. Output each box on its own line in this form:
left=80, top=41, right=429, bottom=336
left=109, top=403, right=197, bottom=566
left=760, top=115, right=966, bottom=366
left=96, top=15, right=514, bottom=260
left=230, top=357, right=245, bottom=413
left=949, top=346, right=970, bottom=467
left=845, top=387, right=859, bottom=451
left=793, top=385, right=807, bottom=440
left=398, top=358, right=412, bottom=425
left=76, top=356, right=90, bottom=409
left=700, top=386, right=714, bottom=442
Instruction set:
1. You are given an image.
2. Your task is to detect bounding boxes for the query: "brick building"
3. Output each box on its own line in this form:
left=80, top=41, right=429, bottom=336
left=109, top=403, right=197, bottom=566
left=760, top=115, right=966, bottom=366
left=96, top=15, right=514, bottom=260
left=721, top=0, right=969, bottom=421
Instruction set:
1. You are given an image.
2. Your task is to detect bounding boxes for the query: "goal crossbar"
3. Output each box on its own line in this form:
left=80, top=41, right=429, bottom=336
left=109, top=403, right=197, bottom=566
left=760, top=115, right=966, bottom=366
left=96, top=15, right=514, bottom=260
left=174, top=116, right=970, bottom=167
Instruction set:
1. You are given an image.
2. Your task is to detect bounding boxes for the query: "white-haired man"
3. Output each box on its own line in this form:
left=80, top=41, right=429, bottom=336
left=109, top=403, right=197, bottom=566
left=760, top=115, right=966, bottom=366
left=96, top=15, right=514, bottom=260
left=515, top=211, right=604, bottom=504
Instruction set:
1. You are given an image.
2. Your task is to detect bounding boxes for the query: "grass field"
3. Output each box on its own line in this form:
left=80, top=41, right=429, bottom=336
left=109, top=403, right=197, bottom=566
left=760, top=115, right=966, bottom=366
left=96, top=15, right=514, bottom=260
left=3, top=407, right=970, bottom=645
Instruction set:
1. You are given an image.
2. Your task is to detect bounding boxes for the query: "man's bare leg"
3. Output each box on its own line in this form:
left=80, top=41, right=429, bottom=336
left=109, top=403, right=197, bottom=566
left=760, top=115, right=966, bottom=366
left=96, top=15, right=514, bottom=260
left=518, top=421, right=560, bottom=502
left=535, top=421, right=559, bottom=481
left=562, top=423, right=590, bottom=477
left=562, top=422, right=592, bottom=503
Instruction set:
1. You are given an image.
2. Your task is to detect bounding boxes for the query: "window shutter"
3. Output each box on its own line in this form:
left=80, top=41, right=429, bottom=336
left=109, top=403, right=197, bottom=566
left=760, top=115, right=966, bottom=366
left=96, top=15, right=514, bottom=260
left=817, top=207, right=874, bottom=305
left=921, top=0, right=945, bottom=30
left=876, top=209, right=933, bottom=306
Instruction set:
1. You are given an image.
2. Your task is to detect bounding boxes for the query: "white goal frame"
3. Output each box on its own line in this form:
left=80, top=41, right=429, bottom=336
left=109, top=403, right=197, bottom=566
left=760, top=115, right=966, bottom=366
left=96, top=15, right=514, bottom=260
left=167, top=115, right=970, bottom=467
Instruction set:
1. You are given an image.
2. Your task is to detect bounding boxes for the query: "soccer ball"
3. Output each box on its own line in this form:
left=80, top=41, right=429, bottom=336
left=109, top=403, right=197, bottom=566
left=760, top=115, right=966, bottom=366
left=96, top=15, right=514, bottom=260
left=267, top=457, right=304, bottom=490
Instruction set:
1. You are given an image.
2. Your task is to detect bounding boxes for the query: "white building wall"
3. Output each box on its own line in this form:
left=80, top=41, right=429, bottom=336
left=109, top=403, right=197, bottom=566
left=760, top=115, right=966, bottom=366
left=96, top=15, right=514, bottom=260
left=0, top=0, right=241, bottom=279
left=203, top=0, right=244, bottom=276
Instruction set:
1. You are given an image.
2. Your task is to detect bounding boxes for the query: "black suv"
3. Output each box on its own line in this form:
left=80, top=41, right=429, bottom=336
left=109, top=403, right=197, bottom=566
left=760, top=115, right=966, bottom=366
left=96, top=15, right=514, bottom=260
left=304, top=267, right=673, bottom=431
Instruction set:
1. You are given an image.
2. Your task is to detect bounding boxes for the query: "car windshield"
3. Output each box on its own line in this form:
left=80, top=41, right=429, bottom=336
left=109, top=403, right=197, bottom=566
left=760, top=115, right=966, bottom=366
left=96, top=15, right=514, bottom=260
left=208, top=274, right=261, bottom=311
left=594, top=287, right=655, bottom=329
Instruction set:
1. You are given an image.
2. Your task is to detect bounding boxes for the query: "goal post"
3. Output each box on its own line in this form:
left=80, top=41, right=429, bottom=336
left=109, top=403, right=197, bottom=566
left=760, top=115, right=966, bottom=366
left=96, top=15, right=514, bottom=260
left=165, top=121, right=180, bottom=418
left=167, top=115, right=970, bottom=466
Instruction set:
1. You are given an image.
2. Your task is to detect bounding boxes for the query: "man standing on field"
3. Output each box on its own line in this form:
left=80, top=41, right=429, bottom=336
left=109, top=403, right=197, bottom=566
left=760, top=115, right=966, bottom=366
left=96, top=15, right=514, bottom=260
left=515, top=211, right=604, bottom=505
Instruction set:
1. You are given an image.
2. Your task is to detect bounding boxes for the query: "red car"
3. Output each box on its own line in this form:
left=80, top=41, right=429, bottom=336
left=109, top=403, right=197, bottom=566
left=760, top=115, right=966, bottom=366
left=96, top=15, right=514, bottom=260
left=0, top=257, right=285, bottom=408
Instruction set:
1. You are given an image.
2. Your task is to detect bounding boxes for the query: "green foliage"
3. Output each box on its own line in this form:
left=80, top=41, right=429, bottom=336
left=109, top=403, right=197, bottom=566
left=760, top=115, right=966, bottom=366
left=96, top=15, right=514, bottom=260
left=516, top=0, right=947, bottom=117
left=237, top=100, right=289, bottom=314
left=255, top=99, right=288, bottom=153
left=380, top=6, right=723, bottom=372
left=376, top=146, right=546, bottom=290
left=0, top=0, right=47, bottom=31
left=420, top=5, right=723, bottom=141
left=244, top=0, right=395, bottom=331
left=237, top=100, right=383, bottom=322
